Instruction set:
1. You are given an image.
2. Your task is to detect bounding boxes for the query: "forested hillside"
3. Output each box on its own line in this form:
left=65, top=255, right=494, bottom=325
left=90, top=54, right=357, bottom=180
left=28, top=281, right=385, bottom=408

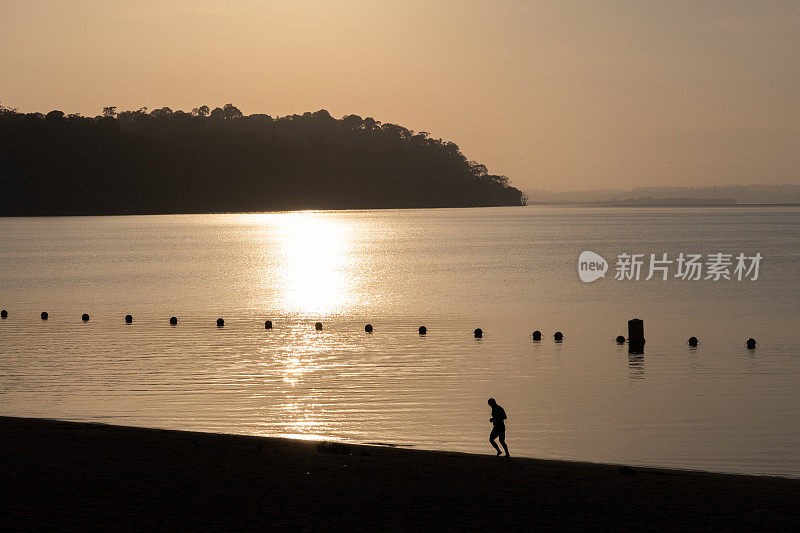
left=0, top=104, right=525, bottom=215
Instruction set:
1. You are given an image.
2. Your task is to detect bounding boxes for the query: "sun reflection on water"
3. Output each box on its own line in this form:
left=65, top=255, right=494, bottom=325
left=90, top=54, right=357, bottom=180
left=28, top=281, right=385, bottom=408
left=245, top=212, right=368, bottom=440
left=279, top=399, right=324, bottom=434
left=254, top=211, right=358, bottom=316
left=269, top=338, right=333, bottom=437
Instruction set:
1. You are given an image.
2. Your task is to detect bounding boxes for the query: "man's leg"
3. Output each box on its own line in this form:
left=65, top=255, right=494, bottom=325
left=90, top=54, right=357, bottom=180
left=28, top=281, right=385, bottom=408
left=499, top=428, right=510, bottom=457
left=489, top=427, right=502, bottom=455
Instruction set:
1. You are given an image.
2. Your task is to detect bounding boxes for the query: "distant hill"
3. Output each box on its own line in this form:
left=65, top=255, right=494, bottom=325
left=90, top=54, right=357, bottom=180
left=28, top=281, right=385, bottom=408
left=526, top=185, right=800, bottom=205
left=0, top=104, right=525, bottom=215
left=605, top=197, right=738, bottom=206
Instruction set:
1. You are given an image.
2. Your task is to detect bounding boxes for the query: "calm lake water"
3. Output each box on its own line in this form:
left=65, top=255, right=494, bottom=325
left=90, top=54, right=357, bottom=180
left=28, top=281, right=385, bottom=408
left=1, top=206, right=799, bottom=477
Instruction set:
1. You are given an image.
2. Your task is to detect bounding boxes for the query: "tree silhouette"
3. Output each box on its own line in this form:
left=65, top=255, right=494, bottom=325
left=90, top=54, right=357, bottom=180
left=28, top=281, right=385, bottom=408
left=0, top=103, right=526, bottom=215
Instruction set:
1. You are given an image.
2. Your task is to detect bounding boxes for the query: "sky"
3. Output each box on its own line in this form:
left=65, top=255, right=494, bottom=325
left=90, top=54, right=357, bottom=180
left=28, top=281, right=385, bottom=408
left=2, top=0, right=799, bottom=191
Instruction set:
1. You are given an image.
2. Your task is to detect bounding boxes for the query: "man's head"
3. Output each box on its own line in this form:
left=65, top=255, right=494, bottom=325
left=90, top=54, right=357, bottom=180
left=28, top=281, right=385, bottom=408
left=488, top=398, right=496, bottom=406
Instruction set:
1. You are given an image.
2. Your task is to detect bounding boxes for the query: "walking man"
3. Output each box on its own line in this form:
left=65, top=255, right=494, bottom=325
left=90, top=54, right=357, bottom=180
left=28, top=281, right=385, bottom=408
left=488, top=398, right=510, bottom=457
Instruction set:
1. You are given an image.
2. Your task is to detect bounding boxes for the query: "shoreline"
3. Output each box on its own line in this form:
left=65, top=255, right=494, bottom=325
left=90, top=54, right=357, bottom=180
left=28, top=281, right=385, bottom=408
left=2, top=417, right=798, bottom=530
left=0, top=204, right=527, bottom=219
left=528, top=202, right=800, bottom=207
left=3, top=203, right=799, bottom=219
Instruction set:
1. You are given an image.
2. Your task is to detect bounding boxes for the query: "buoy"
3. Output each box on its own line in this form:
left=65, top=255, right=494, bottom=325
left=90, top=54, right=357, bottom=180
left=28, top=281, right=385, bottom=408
left=474, top=328, right=483, bottom=338
left=265, top=320, right=272, bottom=329
left=419, top=326, right=427, bottom=335
left=41, top=311, right=48, bottom=320
left=216, top=318, right=224, bottom=327
left=1, top=310, right=7, bottom=318
left=615, top=335, right=625, bottom=344
left=365, top=324, right=373, bottom=333
left=170, top=316, right=178, bottom=325
left=531, top=330, right=542, bottom=341
left=315, top=321, right=323, bottom=331
left=746, top=338, right=757, bottom=350
left=81, top=313, right=90, bottom=322
left=554, top=331, right=563, bottom=341
left=125, top=314, right=133, bottom=324
left=688, top=336, right=698, bottom=347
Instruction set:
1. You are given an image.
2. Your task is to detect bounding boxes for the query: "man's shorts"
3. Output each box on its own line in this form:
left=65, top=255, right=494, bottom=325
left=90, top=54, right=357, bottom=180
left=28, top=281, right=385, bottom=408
left=490, top=425, right=506, bottom=440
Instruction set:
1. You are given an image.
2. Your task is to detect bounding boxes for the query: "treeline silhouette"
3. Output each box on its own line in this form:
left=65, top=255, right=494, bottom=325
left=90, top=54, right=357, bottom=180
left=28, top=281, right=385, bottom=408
left=0, top=103, right=525, bottom=215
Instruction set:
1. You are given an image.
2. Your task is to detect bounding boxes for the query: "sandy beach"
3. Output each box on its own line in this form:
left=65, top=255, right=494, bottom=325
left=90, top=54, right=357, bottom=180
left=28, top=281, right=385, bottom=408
left=1, top=417, right=798, bottom=531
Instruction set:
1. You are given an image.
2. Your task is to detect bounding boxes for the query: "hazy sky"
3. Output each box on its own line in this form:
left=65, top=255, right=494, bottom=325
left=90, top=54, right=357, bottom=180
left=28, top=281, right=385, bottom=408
left=2, top=0, right=799, bottom=191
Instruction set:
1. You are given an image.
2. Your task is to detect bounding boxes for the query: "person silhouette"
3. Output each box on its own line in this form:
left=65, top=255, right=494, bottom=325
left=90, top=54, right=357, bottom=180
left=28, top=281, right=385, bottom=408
left=488, top=398, right=510, bottom=457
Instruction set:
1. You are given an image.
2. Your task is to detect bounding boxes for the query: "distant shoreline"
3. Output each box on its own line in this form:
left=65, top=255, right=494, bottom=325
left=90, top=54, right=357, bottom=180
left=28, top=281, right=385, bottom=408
left=524, top=185, right=800, bottom=206
left=0, top=204, right=532, bottom=218
left=1, top=416, right=798, bottom=530
left=529, top=202, right=800, bottom=207
left=2, top=203, right=799, bottom=219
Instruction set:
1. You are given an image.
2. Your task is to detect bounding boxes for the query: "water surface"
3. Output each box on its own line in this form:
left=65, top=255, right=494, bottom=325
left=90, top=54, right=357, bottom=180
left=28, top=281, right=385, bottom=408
left=1, top=206, right=798, bottom=476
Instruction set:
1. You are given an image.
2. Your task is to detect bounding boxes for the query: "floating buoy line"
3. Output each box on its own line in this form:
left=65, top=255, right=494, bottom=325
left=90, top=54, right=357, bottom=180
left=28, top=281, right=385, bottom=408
left=0, top=311, right=759, bottom=349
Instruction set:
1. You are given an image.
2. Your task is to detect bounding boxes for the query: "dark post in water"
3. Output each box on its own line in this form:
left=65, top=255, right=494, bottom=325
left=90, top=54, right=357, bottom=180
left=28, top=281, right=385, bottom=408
left=628, top=318, right=645, bottom=354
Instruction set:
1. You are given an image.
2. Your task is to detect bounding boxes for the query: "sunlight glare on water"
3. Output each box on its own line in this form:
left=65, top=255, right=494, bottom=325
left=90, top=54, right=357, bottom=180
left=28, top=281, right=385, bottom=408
left=1, top=206, right=799, bottom=477
left=251, top=211, right=360, bottom=317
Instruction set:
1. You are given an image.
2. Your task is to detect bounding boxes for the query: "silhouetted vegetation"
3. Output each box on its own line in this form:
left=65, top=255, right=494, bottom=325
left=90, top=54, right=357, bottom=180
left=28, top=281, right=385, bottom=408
left=0, top=103, right=525, bottom=215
